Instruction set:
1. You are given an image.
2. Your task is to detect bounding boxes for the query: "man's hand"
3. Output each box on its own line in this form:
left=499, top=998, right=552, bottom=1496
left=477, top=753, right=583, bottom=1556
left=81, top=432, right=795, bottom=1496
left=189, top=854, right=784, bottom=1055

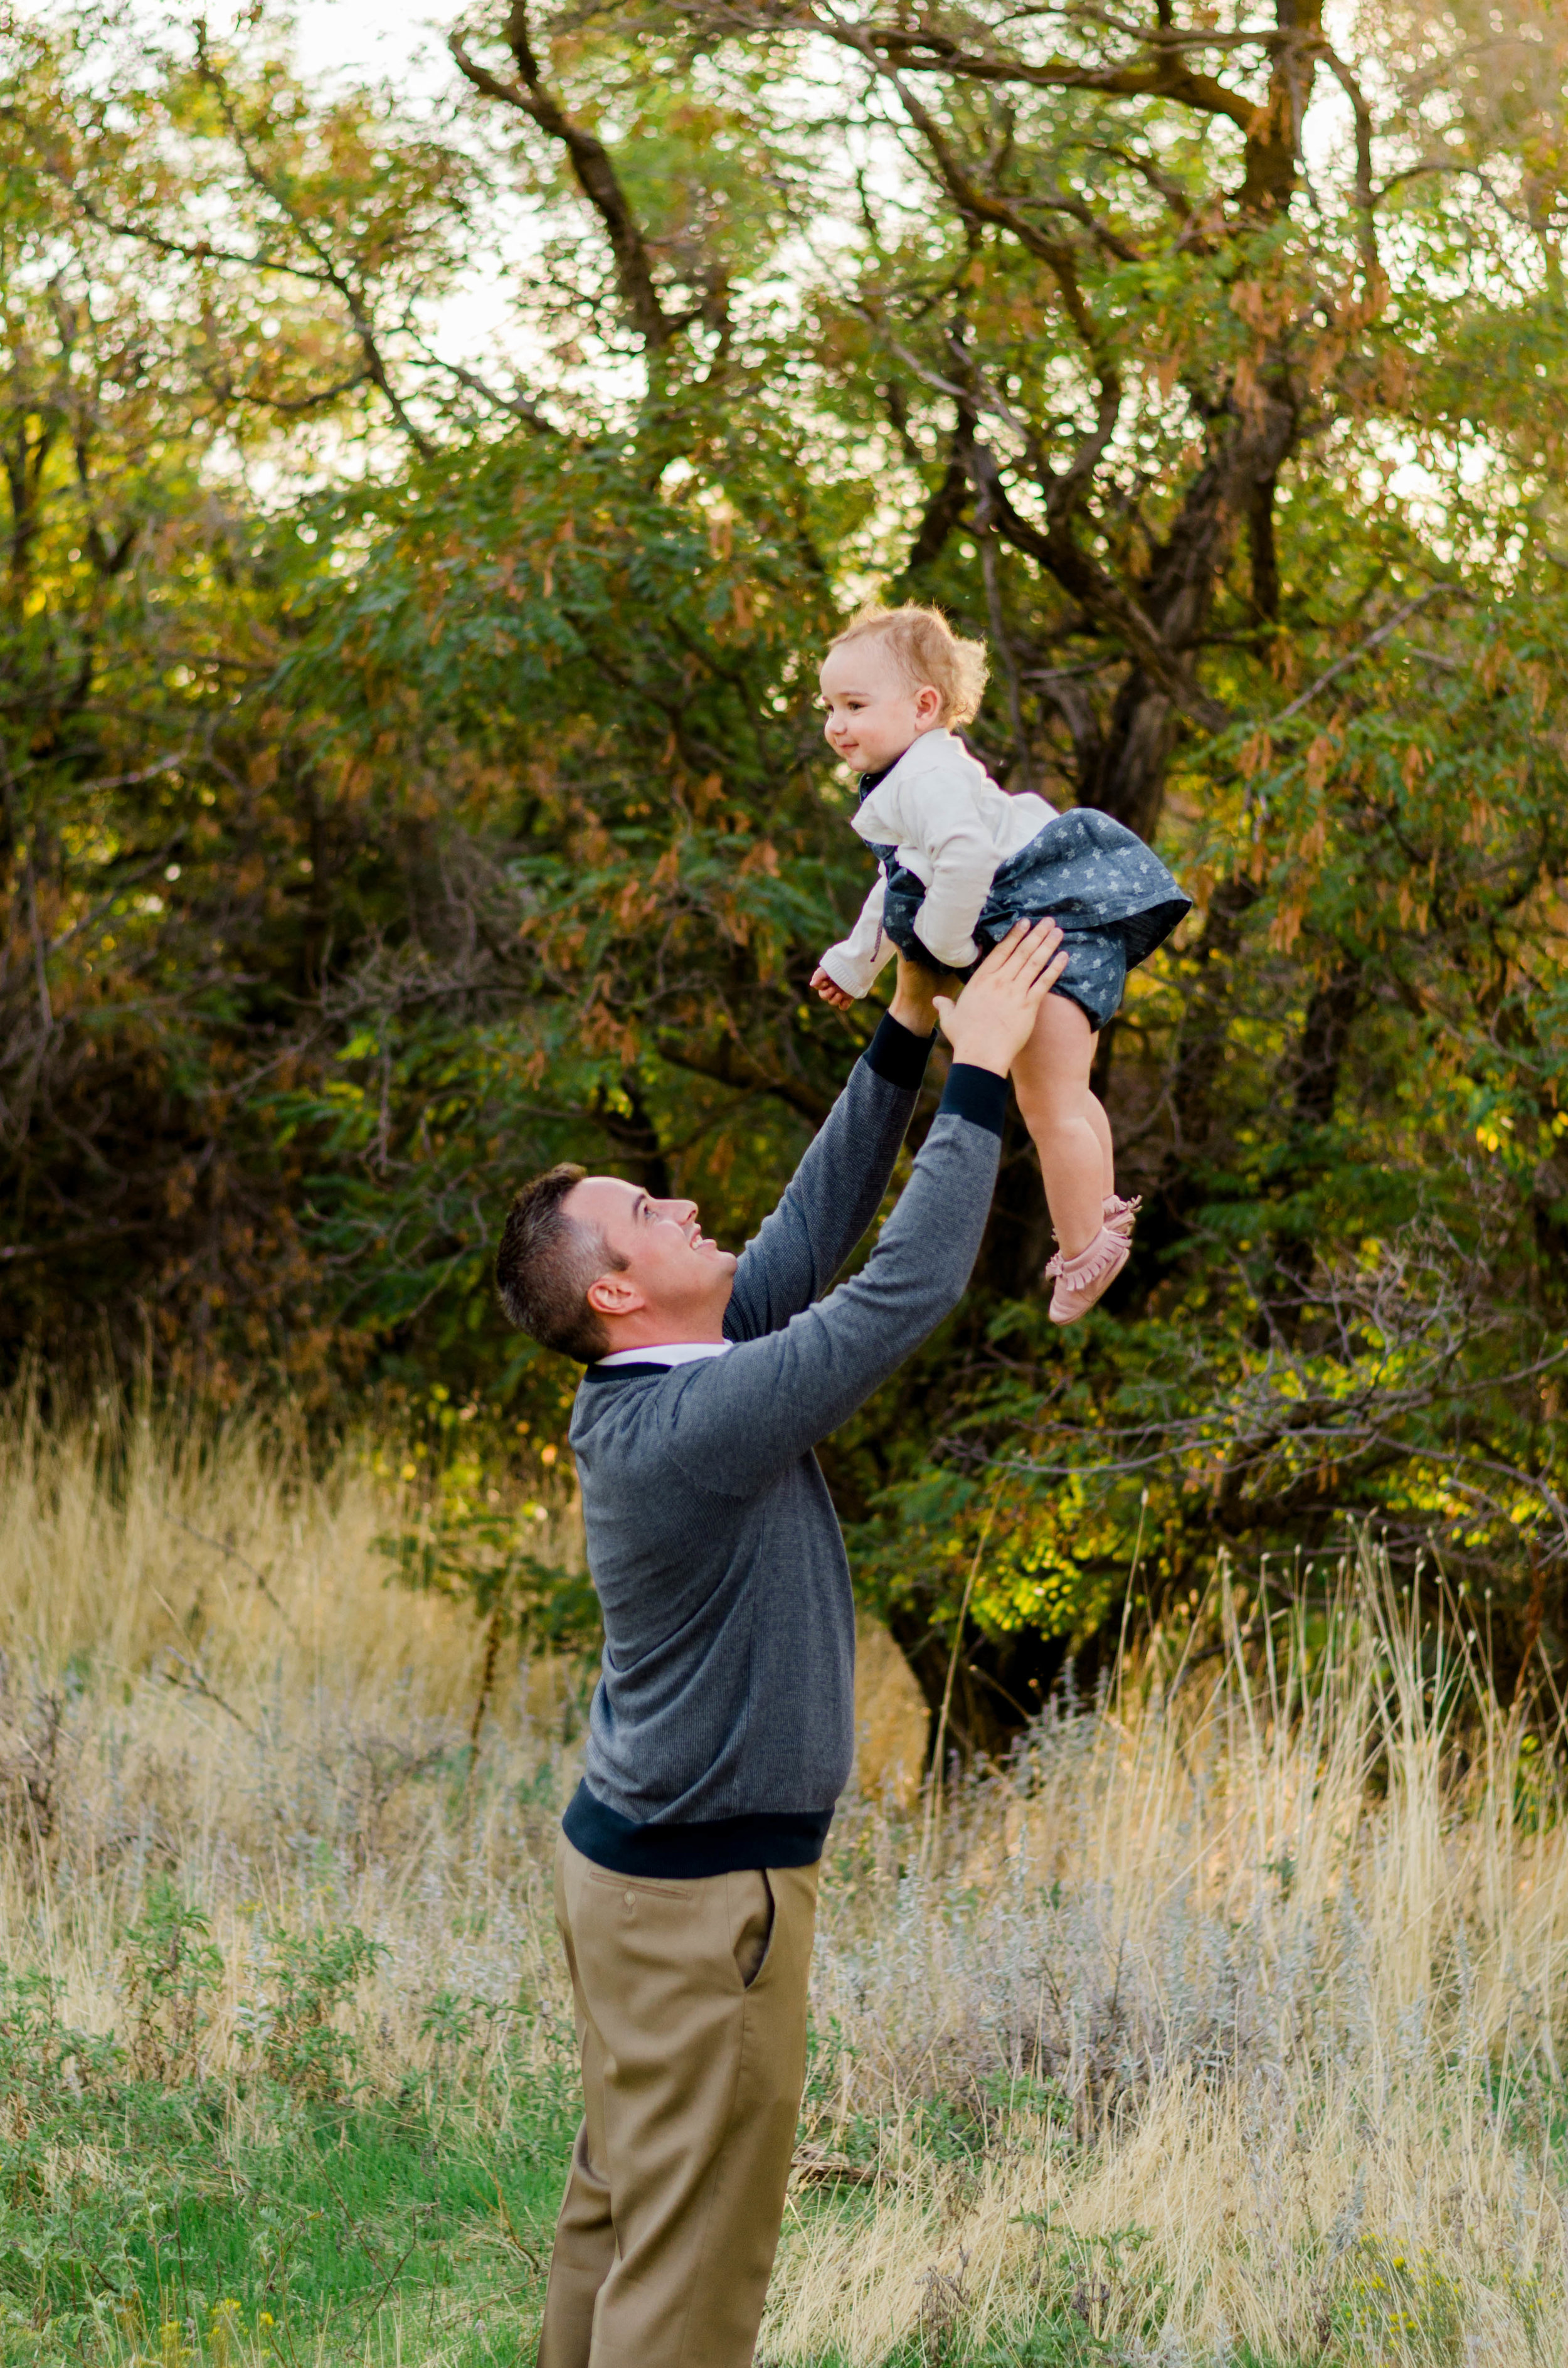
left=935, top=921, right=1067, bottom=1076
left=810, top=965, right=855, bottom=1012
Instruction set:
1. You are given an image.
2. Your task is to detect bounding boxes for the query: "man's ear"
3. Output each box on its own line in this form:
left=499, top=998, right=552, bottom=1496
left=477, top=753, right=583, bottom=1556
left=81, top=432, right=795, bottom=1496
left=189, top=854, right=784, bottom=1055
left=586, top=1272, right=644, bottom=1319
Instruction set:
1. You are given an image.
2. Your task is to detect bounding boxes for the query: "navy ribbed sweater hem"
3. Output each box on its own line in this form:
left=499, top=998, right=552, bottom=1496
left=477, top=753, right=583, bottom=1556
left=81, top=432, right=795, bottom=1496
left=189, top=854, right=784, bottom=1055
left=563, top=1780, right=832, bottom=1877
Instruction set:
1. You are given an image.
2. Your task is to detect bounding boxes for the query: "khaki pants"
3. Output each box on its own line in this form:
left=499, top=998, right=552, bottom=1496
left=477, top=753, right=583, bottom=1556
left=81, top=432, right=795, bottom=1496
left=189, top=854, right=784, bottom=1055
left=538, top=1834, right=820, bottom=2368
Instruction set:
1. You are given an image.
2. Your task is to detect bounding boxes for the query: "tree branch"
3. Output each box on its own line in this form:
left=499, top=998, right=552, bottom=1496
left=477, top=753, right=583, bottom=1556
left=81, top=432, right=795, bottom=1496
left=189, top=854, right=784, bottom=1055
left=3, top=127, right=337, bottom=284
left=895, top=413, right=974, bottom=578
left=450, top=4, right=676, bottom=353
left=859, top=72, right=1129, bottom=526
left=1268, top=586, right=1463, bottom=726
left=835, top=14, right=1260, bottom=134
left=191, top=29, right=435, bottom=455
left=653, top=1033, right=833, bottom=1125
left=876, top=56, right=1142, bottom=275
left=1322, top=43, right=1379, bottom=275
left=966, top=437, right=1229, bottom=730
left=405, top=334, right=558, bottom=433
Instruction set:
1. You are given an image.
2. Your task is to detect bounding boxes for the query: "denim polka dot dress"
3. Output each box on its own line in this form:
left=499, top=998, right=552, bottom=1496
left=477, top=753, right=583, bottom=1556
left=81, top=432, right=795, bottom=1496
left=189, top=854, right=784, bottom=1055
left=859, top=787, right=1190, bottom=1033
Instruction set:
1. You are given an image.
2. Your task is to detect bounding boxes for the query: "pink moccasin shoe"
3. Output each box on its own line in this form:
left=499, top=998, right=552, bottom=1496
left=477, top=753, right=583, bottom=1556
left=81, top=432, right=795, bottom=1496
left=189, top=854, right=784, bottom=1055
left=1044, top=1221, right=1132, bottom=1325
left=1103, top=1193, right=1142, bottom=1238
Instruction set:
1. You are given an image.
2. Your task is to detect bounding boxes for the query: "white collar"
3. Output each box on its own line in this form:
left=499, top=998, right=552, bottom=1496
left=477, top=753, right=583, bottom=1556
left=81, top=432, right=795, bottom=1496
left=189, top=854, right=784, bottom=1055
left=852, top=730, right=986, bottom=834
left=596, top=1341, right=733, bottom=1369
left=861, top=728, right=959, bottom=794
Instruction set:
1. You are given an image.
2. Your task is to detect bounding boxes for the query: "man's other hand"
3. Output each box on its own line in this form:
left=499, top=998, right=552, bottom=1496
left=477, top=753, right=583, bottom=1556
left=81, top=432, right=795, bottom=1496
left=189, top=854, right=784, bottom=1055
left=935, top=921, right=1068, bottom=1078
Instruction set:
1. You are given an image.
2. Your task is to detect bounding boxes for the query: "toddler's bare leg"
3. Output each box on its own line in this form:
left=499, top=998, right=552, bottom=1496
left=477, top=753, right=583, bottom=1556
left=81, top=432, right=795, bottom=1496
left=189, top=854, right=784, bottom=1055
left=1012, top=992, right=1106, bottom=1261
left=1086, top=1090, right=1115, bottom=1199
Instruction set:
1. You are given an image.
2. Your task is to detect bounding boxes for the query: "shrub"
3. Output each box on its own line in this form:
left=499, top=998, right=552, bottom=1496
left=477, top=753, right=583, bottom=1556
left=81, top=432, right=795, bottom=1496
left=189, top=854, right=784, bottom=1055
left=120, top=1884, right=225, bottom=2086
left=239, top=1925, right=387, bottom=2103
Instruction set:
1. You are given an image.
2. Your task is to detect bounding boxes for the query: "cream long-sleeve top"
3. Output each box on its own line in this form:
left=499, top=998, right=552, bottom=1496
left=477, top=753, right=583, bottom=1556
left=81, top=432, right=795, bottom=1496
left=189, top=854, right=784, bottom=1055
left=818, top=730, right=1056, bottom=998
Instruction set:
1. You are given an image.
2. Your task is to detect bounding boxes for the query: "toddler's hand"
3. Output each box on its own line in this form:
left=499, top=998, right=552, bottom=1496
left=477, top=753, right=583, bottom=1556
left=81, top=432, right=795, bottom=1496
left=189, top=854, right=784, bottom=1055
left=811, top=966, right=855, bottom=1012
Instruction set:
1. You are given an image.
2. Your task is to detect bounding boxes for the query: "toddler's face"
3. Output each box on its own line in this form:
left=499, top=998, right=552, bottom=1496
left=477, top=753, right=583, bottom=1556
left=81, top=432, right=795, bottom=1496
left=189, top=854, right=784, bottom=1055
left=820, top=640, right=943, bottom=775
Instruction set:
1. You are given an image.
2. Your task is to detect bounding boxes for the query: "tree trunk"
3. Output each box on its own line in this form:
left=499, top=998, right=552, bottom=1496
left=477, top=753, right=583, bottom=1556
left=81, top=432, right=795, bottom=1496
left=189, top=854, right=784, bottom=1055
left=1139, top=877, right=1261, bottom=1262
left=1291, top=965, right=1360, bottom=1130
left=1084, top=673, right=1177, bottom=838
left=593, top=1071, right=672, bottom=1196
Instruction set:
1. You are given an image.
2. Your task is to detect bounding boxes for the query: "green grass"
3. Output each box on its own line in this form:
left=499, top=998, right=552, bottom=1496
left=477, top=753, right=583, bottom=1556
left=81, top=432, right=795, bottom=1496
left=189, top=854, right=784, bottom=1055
left=117, top=2095, right=572, bottom=2367
left=0, top=1950, right=1289, bottom=2368
left=0, top=1931, right=582, bottom=2368
left=0, top=1956, right=1436, bottom=2368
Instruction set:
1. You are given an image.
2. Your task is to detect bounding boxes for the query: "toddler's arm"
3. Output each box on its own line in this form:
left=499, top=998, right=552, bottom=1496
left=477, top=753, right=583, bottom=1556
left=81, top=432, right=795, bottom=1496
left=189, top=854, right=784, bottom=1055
left=816, top=873, right=894, bottom=1002
left=899, top=765, right=1000, bottom=973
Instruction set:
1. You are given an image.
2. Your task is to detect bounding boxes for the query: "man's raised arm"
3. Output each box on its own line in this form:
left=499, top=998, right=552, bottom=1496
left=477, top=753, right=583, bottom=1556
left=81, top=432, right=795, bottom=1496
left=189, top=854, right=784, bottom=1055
left=675, top=923, right=1067, bottom=1479
left=723, top=967, right=940, bottom=1342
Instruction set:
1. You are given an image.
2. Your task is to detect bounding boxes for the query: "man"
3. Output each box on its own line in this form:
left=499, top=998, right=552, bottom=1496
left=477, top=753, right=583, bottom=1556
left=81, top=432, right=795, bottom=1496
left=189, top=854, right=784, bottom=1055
left=494, top=921, right=1065, bottom=2368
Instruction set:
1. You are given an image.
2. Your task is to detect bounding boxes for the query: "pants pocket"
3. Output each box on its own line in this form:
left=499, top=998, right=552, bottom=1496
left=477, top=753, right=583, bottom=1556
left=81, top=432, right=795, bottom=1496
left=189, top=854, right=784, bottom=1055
left=733, top=1869, right=775, bottom=1990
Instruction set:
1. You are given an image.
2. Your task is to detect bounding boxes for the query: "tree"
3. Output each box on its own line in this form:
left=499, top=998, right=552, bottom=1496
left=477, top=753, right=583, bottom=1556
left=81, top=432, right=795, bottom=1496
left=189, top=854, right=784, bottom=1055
left=0, top=4, right=475, bottom=1386
left=430, top=0, right=1568, bottom=1717
left=6, top=0, right=1568, bottom=1731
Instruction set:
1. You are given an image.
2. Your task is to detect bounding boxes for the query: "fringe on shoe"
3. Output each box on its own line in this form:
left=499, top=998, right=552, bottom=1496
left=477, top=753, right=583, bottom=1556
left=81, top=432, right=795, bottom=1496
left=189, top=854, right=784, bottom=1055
left=1044, top=1222, right=1131, bottom=1325
left=1103, top=1192, right=1142, bottom=1238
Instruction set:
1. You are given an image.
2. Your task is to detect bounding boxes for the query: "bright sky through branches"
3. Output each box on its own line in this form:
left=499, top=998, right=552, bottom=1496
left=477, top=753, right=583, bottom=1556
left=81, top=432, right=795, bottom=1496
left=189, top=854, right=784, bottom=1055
left=289, top=0, right=546, bottom=386
left=292, top=0, right=447, bottom=92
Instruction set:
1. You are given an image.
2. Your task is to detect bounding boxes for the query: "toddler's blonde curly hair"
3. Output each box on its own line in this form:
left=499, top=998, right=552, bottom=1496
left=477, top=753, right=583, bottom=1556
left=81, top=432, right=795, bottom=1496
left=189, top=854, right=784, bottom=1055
left=827, top=603, right=988, bottom=728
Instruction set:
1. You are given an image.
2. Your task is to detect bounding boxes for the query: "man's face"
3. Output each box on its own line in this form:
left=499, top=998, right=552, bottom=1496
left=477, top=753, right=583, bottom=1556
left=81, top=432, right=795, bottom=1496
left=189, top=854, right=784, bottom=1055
left=566, top=1176, right=737, bottom=1339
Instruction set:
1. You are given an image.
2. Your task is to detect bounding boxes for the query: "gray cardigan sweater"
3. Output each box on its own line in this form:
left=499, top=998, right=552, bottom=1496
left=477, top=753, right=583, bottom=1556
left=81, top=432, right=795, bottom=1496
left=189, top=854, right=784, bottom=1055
left=562, top=1015, right=1008, bottom=1878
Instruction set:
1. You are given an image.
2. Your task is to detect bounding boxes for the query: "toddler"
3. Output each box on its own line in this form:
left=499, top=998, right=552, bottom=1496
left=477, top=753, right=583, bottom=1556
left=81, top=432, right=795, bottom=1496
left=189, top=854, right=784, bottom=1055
left=811, top=604, right=1190, bottom=1323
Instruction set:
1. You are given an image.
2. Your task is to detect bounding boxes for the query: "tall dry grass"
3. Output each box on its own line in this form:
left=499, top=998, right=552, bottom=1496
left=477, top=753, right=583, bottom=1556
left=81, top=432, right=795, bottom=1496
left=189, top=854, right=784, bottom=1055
left=783, top=1581, right=1568, bottom=2364
left=1, top=1391, right=1565, bottom=2364
left=0, top=1389, right=583, bottom=2064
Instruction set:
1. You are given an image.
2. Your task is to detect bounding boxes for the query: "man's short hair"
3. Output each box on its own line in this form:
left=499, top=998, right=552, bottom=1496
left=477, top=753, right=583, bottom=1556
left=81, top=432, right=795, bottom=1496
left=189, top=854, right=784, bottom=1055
left=495, top=1164, right=625, bottom=1364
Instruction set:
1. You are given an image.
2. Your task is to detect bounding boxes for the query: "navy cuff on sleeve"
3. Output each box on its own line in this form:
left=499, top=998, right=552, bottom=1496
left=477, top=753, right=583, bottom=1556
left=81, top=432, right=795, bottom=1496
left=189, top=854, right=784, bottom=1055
left=862, top=1012, right=938, bottom=1092
left=939, top=1063, right=1009, bottom=1138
